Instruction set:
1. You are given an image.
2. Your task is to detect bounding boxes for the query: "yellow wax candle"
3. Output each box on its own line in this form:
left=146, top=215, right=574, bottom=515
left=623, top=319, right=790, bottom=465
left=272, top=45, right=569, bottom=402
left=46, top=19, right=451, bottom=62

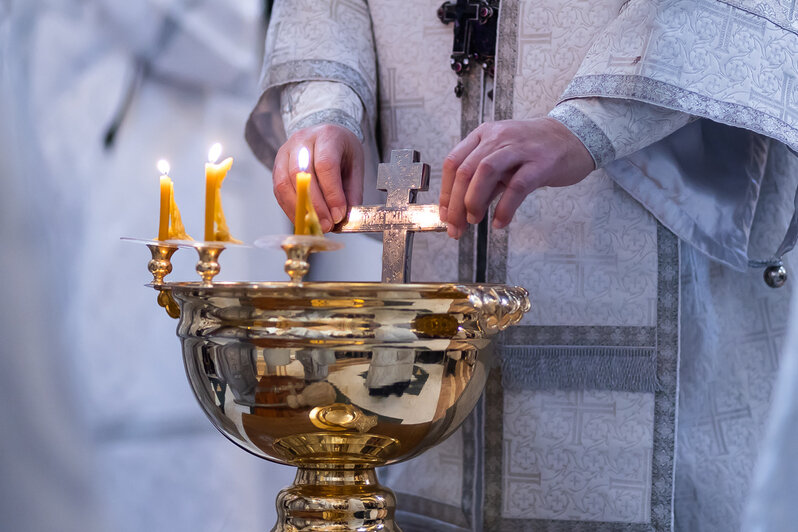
left=169, top=183, right=192, bottom=241
left=158, top=160, right=172, bottom=240
left=204, top=143, right=234, bottom=241
left=213, top=166, right=239, bottom=243
left=157, top=159, right=193, bottom=241
left=295, top=147, right=311, bottom=235
left=304, top=192, right=323, bottom=236
left=295, top=172, right=310, bottom=235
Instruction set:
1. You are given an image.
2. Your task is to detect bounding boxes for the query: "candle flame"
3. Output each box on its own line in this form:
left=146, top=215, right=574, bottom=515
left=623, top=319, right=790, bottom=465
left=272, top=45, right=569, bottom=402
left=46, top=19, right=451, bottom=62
left=208, top=143, right=222, bottom=164
left=157, top=159, right=170, bottom=176
left=298, top=147, right=310, bottom=171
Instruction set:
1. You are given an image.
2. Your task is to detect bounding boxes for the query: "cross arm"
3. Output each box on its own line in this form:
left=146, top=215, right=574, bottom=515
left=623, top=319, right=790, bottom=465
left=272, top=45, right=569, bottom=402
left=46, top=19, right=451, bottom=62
left=333, top=204, right=447, bottom=233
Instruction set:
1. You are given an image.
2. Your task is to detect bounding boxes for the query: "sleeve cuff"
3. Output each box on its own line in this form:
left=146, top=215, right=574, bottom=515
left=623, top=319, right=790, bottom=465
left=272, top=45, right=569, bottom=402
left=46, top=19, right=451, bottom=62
left=281, top=80, right=365, bottom=142
left=548, top=103, right=616, bottom=169
left=286, top=109, right=364, bottom=142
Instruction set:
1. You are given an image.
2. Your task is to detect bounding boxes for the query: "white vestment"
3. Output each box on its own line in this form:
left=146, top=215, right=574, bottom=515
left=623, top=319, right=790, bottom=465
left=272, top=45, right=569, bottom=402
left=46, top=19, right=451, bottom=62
left=246, top=0, right=798, bottom=530
left=744, top=252, right=798, bottom=531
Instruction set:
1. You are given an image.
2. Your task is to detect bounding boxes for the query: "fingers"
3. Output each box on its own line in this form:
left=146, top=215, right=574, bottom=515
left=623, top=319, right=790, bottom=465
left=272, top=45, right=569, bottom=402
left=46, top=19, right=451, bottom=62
left=308, top=172, right=334, bottom=232
left=446, top=143, right=518, bottom=239
left=343, top=141, right=365, bottom=208
left=287, top=142, right=333, bottom=232
left=445, top=146, right=485, bottom=238
left=313, top=134, right=349, bottom=225
left=440, top=130, right=481, bottom=221
left=492, top=164, right=538, bottom=229
left=463, top=147, right=520, bottom=224
left=272, top=144, right=296, bottom=221
left=275, top=124, right=364, bottom=232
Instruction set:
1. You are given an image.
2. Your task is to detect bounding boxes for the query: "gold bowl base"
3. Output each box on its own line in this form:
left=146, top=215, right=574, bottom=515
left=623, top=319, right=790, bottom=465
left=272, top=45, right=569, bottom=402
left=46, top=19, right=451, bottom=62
left=274, top=466, right=400, bottom=532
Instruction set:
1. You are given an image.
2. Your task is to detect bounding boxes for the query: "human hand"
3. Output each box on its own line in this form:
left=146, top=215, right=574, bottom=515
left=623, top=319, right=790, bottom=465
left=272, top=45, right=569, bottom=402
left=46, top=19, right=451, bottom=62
left=273, top=124, right=364, bottom=232
left=439, top=118, right=595, bottom=239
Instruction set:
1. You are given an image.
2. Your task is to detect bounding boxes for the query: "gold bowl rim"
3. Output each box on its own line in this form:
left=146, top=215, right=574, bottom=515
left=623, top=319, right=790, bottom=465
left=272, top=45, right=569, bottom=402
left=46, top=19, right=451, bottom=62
left=160, top=280, right=528, bottom=293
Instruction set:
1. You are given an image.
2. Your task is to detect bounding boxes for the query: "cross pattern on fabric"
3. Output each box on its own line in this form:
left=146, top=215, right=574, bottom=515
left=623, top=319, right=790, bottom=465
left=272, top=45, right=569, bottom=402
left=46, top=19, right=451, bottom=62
left=543, top=223, right=618, bottom=299
left=334, top=149, right=446, bottom=283
left=742, top=297, right=786, bottom=372
left=608, top=450, right=652, bottom=516
left=520, top=29, right=552, bottom=47
left=544, top=391, right=617, bottom=446
left=380, top=68, right=425, bottom=143
left=692, top=388, right=752, bottom=455
left=505, top=441, right=543, bottom=486
left=751, top=72, right=798, bottom=123
left=518, top=3, right=552, bottom=52
left=710, top=3, right=766, bottom=50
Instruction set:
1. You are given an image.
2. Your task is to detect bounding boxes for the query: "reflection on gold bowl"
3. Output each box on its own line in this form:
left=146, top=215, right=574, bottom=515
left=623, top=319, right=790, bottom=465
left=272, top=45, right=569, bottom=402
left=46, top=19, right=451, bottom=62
left=169, top=281, right=529, bottom=531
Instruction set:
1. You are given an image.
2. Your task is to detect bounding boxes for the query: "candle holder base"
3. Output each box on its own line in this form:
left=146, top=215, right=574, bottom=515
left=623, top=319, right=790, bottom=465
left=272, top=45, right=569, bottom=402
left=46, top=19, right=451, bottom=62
left=192, top=242, right=227, bottom=288
left=255, top=235, right=343, bottom=283
left=180, top=240, right=247, bottom=287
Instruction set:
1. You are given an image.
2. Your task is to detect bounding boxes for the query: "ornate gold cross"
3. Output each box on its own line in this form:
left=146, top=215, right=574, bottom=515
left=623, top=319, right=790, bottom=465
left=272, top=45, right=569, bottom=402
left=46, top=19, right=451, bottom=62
left=334, top=149, right=447, bottom=283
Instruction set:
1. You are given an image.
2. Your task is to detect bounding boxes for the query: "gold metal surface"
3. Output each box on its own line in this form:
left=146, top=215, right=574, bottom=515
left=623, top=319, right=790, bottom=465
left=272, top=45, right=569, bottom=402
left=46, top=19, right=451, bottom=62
left=165, top=280, right=528, bottom=530
left=146, top=242, right=177, bottom=284
left=332, top=150, right=447, bottom=283
left=156, top=289, right=180, bottom=318
left=309, top=404, right=378, bottom=432
left=274, top=433, right=399, bottom=465
left=274, top=466, right=399, bottom=531
left=278, top=235, right=344, bottom=283
left=194, top=243, right=225, bottom=287
left=335, top=204, right=446, bottom=234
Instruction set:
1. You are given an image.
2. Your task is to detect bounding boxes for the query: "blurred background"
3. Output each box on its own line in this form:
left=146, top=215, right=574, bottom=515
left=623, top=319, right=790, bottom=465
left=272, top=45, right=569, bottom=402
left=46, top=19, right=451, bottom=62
left=0, top=1, right=380, bottom=530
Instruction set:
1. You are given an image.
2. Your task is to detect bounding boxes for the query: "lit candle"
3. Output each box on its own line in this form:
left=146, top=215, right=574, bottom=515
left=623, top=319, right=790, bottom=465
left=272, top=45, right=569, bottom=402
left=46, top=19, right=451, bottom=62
left=158, top=159, right=172, bottom=241
left=204, top=143, right=234, bottom=241
left=156, top=159, right=192, bottom=241
left=169, top=180, right=192, bottom=241
left=295, top=147, right=311, bottom=235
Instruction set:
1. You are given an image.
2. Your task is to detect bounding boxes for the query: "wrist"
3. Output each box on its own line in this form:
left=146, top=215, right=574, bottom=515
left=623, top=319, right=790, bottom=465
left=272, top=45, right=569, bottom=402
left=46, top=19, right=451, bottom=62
left=547, top=104, right=612, bottom=169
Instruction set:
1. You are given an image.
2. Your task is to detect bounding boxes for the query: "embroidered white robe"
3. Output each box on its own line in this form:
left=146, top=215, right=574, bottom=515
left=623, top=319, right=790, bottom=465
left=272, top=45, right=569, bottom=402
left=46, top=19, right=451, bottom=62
left=246, top=0, right=798, bottom=529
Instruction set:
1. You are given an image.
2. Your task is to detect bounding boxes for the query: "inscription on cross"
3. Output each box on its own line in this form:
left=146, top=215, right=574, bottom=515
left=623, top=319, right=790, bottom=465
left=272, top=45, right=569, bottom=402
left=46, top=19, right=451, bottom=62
left=334, top=150, right=447, bottom=283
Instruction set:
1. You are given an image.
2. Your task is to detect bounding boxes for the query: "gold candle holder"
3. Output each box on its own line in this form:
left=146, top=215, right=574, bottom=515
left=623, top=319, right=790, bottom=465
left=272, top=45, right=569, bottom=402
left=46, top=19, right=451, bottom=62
left=193, top=242, right=227, bottom=288
left=282, top=242, right=310, bottom=283
left=255, top=235, right=343, bottom=283
left=146, top=243, right=178, bottom=285
left=121, top=238, right=182, bottom=319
